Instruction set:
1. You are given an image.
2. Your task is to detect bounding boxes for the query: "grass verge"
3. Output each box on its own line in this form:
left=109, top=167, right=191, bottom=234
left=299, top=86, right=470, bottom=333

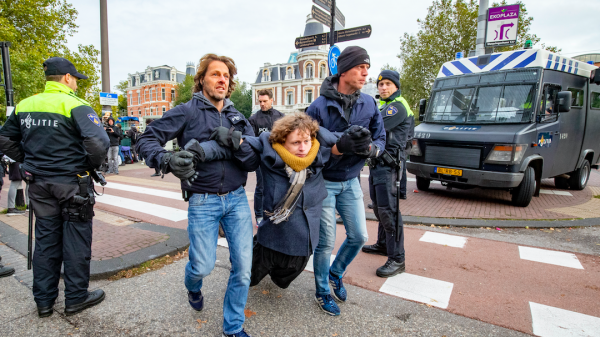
left=109, top=249, right=189, bottom=281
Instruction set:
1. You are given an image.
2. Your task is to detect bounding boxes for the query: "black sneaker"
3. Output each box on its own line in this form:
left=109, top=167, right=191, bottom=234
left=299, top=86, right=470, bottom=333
left=400, top=194, right=407, bottom=200
left=6, top=208, right=25, bottom=216
left=223, top=329, right=252, bottom=337
left=188, top=290, right=204, bottom=311
left=376, top=259, right=405, bottom=278
left=150, top=173, right=161, bottom=177
left=64, top=289, right=105, bottom=316
left=362, top=243, right=387, bottom=256
left=367, top=203, right=373, bottom=209
left=37, top=305, right=53, bottom=318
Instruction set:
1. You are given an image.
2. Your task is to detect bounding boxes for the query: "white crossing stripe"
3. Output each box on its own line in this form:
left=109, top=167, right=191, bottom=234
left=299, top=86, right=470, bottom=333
left=305, top=254, right=336, bottom=272
left=518, top=246, right=584, bottom=269
left=95, top=194, right=188, bottom=222
left=379, top=273, right=454, bottom=309
left=419, top=231, right=467, bottom=248
left=96, top=182, right=182, bottom=200
left=530, top=302, right=600, bottom=337
left=540, top=189, right=573, bottom=196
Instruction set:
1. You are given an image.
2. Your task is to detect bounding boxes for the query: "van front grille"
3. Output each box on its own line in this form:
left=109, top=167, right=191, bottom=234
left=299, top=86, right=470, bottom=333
left=424, top=146, right=481, bottom=169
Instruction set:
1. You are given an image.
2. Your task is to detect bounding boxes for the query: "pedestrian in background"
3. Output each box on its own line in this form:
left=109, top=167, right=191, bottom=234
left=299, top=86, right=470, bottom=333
left=0, top=150, right=15, bottom=278
left=362, top=70, right=414, bottom=278
left=5, top=158, right=28, bottom=216
left=247, top=89, right=284, bottom=224
left=0, top=57, right=110, bottom=318
left=137, top=53, right=258, bottom=337
left=306, top=46, right=386, bottom=316
left=127, top=125, right=140, bottom=161
left=105, top=117, right=122, bottom=174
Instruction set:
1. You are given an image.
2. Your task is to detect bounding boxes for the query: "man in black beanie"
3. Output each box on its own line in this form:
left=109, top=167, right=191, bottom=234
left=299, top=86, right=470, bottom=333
left=307, top=46, right=386, bottom=316
left=362, top=69, right=415, bottom=278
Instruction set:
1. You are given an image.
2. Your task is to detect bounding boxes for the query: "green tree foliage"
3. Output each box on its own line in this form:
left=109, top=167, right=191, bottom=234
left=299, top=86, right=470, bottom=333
left=229, top=80, right=252, bottom=118
left=114, top=80, right=129, bottom=94
left=0, top=0, right=100, bottom=122
left=381, top=64, right=399, bottom=72
left=398, top=0, right=560, bottom=109
left=173, top=75, right=194, bottom=107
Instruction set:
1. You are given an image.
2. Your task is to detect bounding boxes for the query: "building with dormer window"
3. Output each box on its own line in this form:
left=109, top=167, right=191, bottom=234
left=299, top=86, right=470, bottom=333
left=251, top=15, right=329, bottom=114
left=126, top=63, right=195, bottom=127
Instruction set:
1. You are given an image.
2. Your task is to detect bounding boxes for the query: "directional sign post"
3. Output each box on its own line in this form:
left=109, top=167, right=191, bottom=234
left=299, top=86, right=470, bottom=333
left=99, top=92, right=118, bottom=106
left=311, top=5, right=333, bottom=28
left=485, top=5, right=520, bottom=47
left=313, top=0, right=345, bottom=27
left=294, top=25, right=373, bottom=49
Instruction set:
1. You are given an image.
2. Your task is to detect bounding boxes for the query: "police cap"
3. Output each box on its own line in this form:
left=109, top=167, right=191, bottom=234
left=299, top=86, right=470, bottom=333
left=43, top=57, right=89, bottom=80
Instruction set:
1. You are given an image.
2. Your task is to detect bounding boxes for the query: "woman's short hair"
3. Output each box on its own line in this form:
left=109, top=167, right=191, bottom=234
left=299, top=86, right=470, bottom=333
left=269, top=112, right=319, bottom=144
left=193, top=54, right=237, bottom=98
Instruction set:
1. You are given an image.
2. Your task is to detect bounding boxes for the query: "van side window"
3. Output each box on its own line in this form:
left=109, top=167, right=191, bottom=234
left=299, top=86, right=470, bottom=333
left=591, top=92, right=600, bottom=109
left=538, top=84, right=560, bottom=123
left=567, top=88, right=584, bottom=107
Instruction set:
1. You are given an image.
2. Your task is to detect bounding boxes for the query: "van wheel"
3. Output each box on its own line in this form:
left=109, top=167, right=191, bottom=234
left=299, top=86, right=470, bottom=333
left=554, top=176, right=570, bottom=189
left=512, top=167, right=535, bottom=207
left=416, top=176, right=431, bottom=191
left=568, top=160, right=591, bottom=190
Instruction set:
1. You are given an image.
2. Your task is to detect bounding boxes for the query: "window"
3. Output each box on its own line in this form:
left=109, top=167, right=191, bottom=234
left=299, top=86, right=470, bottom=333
left=567, top=88, right=584, bottom=107
left=286, top=67, right=293, bottom=80
left=262, top=69, right=269, bottom=82
left=306, top=63, right=313, bottom=78
left=426, top=84, right=536, bottom=124
left=591, top=92, right=600, bottom=109
left=538, top=84, right=560, bottom=123
left=150, top=107, right=154, bottom=115
left=145, top=108, right=148, bottom=115
left=138, top=109, right=141, bottom=116
left=286, top=91, right=294, bottom=105
left=129, top=92, right=132, bottom=106
left=171, top=89, right=175, bottom=101
left=305, top=89, right=313, bottom=104
left=320, top=63, right=327, bottom=79
left=145, top=89, right=148, bottom=102
left=137, top=91, right=140, bottom=104
left=162, top=106, right=166, bottom=114
left=162, top=88, right=166, bottom=101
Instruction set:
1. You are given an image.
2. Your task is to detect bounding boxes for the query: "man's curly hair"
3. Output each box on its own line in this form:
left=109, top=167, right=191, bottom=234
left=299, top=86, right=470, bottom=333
left=269, top=112, right=319, bottom=144
left=193, top=54, right=237, bottom=98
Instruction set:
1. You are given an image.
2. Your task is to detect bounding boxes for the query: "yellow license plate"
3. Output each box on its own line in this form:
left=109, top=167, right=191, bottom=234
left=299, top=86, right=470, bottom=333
left=435, top=167, right=463, bottom=176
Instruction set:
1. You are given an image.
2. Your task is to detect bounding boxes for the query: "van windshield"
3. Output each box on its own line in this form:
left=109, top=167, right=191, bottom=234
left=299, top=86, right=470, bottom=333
left=425, top=84, right=536, bottom=124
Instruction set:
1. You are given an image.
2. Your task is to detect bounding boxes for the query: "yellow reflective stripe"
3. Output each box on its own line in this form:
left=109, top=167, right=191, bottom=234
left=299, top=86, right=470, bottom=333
left=15, top=82, right=91, bottom=117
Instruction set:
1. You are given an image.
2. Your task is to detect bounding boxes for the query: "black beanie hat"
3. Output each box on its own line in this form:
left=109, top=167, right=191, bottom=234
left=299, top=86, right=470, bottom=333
left=377, top=70, right=400, bottom=90
left=337, top=46, right=370, bottom=75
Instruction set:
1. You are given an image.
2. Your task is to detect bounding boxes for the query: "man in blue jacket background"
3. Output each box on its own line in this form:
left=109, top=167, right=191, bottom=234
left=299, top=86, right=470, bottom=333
left=307, top=46, right=386, bottom=316
left=137, top=54, right=258, bottom=337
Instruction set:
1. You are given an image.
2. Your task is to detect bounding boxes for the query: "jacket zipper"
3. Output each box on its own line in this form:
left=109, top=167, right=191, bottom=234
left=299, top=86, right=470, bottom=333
left=219, top=110, right=225, bottom=194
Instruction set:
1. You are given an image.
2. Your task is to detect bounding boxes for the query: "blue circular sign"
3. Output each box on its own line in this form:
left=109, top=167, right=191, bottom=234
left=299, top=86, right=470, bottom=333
left=328, top=45, right=341, bottom=75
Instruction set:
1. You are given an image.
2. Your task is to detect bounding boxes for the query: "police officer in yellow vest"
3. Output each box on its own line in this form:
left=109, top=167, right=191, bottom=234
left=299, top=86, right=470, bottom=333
left=0, top=57, right=110, bottom=317
left=362, top=70, right=414, bottom=277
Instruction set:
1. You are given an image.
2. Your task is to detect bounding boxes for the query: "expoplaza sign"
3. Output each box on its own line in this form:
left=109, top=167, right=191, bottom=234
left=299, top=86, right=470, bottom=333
left=485, top=4, right=520, bottom=47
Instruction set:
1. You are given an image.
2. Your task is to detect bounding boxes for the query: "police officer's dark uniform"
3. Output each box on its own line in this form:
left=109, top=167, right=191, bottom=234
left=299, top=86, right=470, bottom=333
left=0, top=57, right=110, bottom=317
left=247, top=105, right=283, bottom=221
left=362, top=70, right=414, bottom=277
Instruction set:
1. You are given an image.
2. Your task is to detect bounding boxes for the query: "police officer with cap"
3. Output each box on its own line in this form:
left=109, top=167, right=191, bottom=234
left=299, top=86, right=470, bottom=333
left=362, top=70, right=414, bottom=278
left=0, top=57, right=110, bottom=317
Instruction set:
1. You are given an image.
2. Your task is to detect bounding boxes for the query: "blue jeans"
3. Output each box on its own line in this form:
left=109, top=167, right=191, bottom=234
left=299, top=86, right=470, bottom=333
left=185, top=186, right=253, bottom=335
left=313, top=177, right=368, bottom=296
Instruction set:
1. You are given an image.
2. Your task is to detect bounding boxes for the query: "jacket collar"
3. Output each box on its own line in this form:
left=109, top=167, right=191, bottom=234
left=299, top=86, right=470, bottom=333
left=44, top=81, right=75, bottom=95
left=193, top=91, right=234, bottom=112
left=379, top=90, right=402, bottom=107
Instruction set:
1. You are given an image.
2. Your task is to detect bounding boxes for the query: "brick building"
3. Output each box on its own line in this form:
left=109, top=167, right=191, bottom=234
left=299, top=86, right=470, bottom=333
left=251, top=15, right=329, bottom=114
left=126, top=63, right=195, bottom=128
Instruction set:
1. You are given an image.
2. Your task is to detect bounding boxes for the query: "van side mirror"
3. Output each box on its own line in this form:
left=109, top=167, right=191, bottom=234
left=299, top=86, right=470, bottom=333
left=419, top=99, right=427, bottom=122
left=591, top=69, right=600, bottom=85
left=557, top=91, right=572, bottom=113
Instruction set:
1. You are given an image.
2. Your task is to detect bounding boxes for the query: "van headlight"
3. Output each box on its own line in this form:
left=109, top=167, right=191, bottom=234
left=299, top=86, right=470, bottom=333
left=485, top=144, right=528, bottom=164
left=410, top=139, right=422, bottom=156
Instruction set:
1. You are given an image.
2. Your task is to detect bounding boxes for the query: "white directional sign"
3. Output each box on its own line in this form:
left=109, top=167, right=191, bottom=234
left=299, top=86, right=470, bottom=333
left=99, top=92, right=118, bottom=106
left=485, top=5, right=520, bottom=47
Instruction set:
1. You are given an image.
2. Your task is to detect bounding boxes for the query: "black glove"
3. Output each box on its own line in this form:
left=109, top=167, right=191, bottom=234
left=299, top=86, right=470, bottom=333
left=356, top=143, right=380, bottom=158
left=183, top=139, right=206, bottom=163
left=210, top=126, right=242, bottom=151
left=336, top=125, right=372, bottom=153
left=161, top=151, right=198, bottom=186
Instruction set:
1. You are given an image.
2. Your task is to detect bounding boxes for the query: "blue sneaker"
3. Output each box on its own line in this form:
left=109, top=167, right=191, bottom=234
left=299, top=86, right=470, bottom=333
left=188, top=290, right=203, bottom=311
left=223, top=329, right=252, bottom=337
left=315, top=293, right=340, bottom=316
left=328, top=272, right=347, bottom=302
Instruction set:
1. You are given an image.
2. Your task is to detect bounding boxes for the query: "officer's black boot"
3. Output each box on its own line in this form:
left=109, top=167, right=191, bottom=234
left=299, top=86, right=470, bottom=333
left=37, top=305, right=54, bottom=318
left=64, top=289, right=105, bottom=316
left=362, top=243, right=387, bottom=256
left=376, top=259, right=405, bottom=278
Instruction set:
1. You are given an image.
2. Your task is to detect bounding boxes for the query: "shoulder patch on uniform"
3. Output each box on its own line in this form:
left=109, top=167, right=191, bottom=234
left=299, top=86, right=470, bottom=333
left=87, top=113, right=102, bottom=127
left=386, top=106, right=398, bottom=116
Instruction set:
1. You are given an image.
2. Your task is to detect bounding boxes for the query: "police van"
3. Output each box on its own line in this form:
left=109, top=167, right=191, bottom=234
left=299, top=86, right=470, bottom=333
left=407, top=48, right=600, bottom=207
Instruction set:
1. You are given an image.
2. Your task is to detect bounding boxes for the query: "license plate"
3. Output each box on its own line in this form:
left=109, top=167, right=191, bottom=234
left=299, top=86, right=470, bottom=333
left=435, top=167, right=463, bottom=176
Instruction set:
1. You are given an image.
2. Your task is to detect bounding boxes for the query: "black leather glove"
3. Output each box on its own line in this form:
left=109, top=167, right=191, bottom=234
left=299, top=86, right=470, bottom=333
left=210, top=126, right=242, bottom=151
left=183, top=139, right=206, bottom=163
left=161, top=151, right=198, bottom=186
left=356, top=143, right=381, bottom=158
left=336, top=125, right=372, bottom=153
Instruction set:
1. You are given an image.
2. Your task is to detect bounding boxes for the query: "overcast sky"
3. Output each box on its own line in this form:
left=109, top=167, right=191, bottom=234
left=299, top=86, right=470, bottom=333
left=64, top=0, right=600, bottom=92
